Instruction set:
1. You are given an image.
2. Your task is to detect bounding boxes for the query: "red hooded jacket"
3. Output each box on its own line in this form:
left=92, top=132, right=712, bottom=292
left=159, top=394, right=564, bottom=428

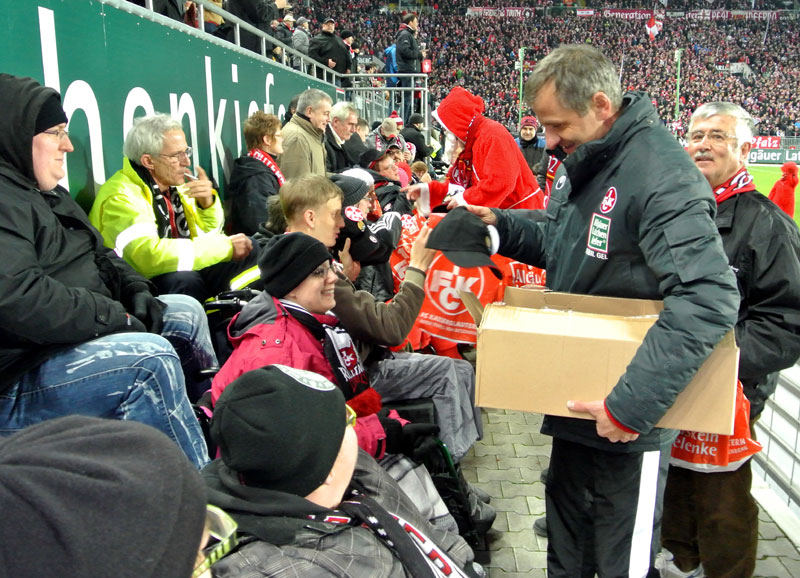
left=429, top=87, right=544, bottom=210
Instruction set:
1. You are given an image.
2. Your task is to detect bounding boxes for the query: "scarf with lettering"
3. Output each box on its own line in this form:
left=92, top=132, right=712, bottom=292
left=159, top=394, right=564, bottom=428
left=713, top=167, right=755, bottom=205
left=248, top=148, right=285, bottom=186
left=309, top=491, right=470, bottom=578
left=131, top=160, right=190, bottom=239
left=447, top=114, right=482, bottom=189
left=279, top=300, right=381, bottom=417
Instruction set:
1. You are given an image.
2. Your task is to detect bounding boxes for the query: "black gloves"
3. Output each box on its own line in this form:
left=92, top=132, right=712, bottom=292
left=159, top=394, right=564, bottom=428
left=130, top=292, right=167, bottom=334
left=378, top=408, right=440, bottom=457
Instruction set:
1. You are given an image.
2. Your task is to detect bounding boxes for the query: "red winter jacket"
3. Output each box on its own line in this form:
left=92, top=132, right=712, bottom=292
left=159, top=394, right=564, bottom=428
left=768, top=161, right=798, bottom=218
left=211, top=293, right=388, bottom=457
left=429, top=86, right=544, bottom=210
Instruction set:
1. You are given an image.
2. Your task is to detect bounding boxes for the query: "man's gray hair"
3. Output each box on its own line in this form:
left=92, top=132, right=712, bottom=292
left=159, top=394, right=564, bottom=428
left=330, top=101, right=358, bottom=122
left=297, top=89, right=332, bottom=114
left=123, top=113, right=183, bottom=162
left=689, top=102, right=755, bottom=149
left=525, top=45, right=622, bottom=115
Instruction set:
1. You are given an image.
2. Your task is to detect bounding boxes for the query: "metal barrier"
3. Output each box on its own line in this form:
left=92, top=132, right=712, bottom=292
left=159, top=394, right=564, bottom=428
left=753, top=362, right=800, bottom=516
left=343, top=73, right=430, bottom=128
left=143, top=0, right=342, bottom=85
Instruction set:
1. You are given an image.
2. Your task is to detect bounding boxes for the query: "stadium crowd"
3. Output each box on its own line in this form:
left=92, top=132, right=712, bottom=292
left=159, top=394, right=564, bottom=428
left=267, top=1, right=800, bottom=137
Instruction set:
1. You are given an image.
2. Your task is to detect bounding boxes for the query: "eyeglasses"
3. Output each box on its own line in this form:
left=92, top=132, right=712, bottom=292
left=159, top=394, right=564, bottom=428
left=158, top=147, right=192, bottom=162
left=346, top=404, right=357, bottom=428
left=42, top=128, right=70, bottom=141
left=688, top=130, right=737, bottom=145
left=192, top=505, right=238, bottom=578
left=310, top=262, right=334, bottom=279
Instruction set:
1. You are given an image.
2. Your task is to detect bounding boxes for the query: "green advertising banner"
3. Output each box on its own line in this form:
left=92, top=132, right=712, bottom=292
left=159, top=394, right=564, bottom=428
left=748, top=148, right=800, bottom=165
left=1, top=0, right=334, bottom=208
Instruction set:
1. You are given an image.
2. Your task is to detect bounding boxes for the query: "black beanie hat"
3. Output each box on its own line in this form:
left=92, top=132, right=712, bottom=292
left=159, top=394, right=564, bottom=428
left=34, top=93, right=68, bottom=135
left=330, top=173, right=369, bottom=207
left=211, top=365, right=347, bottom=496
left=258, top=232, right=333, bottom=297
left=0, top=416, right=207, bottom=578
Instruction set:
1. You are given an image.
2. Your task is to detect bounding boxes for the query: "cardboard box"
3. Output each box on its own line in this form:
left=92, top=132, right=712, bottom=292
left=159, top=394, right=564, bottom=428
left=464, top=287, right=740, bottom=435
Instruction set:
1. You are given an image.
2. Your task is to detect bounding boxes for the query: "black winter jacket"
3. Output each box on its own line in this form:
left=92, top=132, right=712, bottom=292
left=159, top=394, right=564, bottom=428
left=0, top=75, right=153, bottom=391
left=716, top=190, right=800, bottom=418
left=395, top=25, right=422, bottom=73
left=494, top=92, right=740, bottom=451
left=226, top=154, right=282, bottom=236
left=400, top=125, right=432, bottom=162
left=325, top=126, right=353, bottom=173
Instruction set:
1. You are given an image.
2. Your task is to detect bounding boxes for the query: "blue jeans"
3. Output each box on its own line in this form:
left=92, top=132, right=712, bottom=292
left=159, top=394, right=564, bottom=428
left=0, top=294, right=214, bottom=469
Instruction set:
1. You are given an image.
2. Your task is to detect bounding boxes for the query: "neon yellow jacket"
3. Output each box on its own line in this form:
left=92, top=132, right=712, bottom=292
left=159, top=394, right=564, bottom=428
left=90, top=158, right=232, bottom=279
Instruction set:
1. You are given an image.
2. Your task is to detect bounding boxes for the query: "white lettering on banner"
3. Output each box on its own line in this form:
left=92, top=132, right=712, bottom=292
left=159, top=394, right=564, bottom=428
left=748, top=149, right=783, bottom=163
left=170, top=92, right=200, bottom=168
left=786, top=150, right=800, bottom=162
left=232, top=64, right=242, bottom=156
left=63, top=80, right=106, bottom=193
left=751, top=135, right=781, bottom=149
left=427, top=258, right=484, bottom=316
left=205, top=55, right=228, bottom=185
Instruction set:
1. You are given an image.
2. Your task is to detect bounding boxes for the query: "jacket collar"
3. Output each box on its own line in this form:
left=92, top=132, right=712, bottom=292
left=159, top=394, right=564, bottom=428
left=291, top=113, right=324, bottom=140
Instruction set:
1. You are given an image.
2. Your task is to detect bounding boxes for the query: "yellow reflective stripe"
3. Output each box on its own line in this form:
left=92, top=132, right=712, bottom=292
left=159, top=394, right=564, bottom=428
left=229, top=265, right=260, bottom=290
left=114, top=222, right=158, bottom=257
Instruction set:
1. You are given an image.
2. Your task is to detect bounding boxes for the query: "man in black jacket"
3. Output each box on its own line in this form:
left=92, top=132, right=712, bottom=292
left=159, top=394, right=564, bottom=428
left=0, top=74, right=212, bottom=469
left=395, top=13, right=425, bottom=123
left=225, top=0, right=288, bottom=57
left=401, top=113, right=432, bottom=163
left=308, top=17, right=349, bottom=83
left=326, top=101, right=359, bottom=172
left=660, top=102, right=800, bottom=578
left=464, top=45, right=739, bottom=577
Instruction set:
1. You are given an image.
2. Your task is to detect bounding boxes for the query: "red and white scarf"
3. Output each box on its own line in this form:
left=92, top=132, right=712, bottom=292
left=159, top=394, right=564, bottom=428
left=248, top=148, right=285, bottom=185
left=713, top=167, right=755, bottom=205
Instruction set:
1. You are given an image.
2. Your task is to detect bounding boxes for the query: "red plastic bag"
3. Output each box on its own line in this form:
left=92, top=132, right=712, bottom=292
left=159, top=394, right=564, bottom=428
left=670, top=380, right=762, bottom=472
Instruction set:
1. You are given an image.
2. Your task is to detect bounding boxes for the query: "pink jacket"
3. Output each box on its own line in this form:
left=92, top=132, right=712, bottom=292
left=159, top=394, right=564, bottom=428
left=211, top=294, right=388, bottom=457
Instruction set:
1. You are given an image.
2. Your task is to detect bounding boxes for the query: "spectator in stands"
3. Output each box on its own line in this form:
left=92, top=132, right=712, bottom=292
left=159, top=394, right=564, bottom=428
left=283, top=93, right=299, bottom=126
left=343, top=116, right=370, bottom=165
left=0, top=416, right=214, bottom=578
left=128, top=0, right=185, bottom=22
left=516, top=115, right=546, bottom=173
left=204, top=365, right=482, bottom=577
left=769, top=161, right=798, bottom=218
left=326, top=101, right=359, bottom=172
left=291, top=16, right=311, bottom=71
left=278, top=175, right=483, bottom=461
left=211, top=229, right=441, bottom=461
left=308, top=17, right=347, bottom=81
left=661, top=102, right=800, bottom=578
left=224, top=0, right=288, bottom=56
left=407, top=87, right=543, bottom=212
left=273, top=13, right=294, bottom=49
left=339, top=29, right=356, bottom=90
left=0, top=75, right=211, bottom=468
left=202, top=0, right=224, bottom=34
left=360, top=147, right=404, bottom=212
left=91, top=113, right=258, bottom=302
left=401, top=112, right=433, bottom=163
left=464, top=44, right=739, bottom=577
left=279, top=88, right=332, bottom=179
left=226, top=111, right=285, bottom=236
left=395, top=13, right=425, bottom=122
left=411, top=160, right=432, bottom=183
left=367, top=117, right=407, bottom=152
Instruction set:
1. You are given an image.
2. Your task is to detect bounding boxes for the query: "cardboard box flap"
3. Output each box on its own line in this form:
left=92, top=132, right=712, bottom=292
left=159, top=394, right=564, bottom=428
left=482, top=304, right=655, bottom=342
left=459, top=290, right=484, bottom=327
left=503, top=286, right=664, bottom=317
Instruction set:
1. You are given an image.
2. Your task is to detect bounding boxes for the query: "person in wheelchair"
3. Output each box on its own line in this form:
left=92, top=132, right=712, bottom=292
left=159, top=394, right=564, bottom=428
left=205, top=365, right=485, bottom=578
left=279, top=175, right=483, bottom=462
left=211, top=231, right=438, bottom=461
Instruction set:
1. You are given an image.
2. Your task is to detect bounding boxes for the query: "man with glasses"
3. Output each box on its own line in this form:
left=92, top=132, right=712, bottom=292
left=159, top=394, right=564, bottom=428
left=463, top=45, right=739, bottom=577
left=658, top=103, right=800, bottom=578
left=0, top=74, right=211, bottom=467
left=91, top=113, right=258, bottom=302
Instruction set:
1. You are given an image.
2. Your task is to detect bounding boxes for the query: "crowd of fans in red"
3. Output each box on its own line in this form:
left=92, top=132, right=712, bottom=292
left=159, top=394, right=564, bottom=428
left=282, top=0, right=798, bottom=137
